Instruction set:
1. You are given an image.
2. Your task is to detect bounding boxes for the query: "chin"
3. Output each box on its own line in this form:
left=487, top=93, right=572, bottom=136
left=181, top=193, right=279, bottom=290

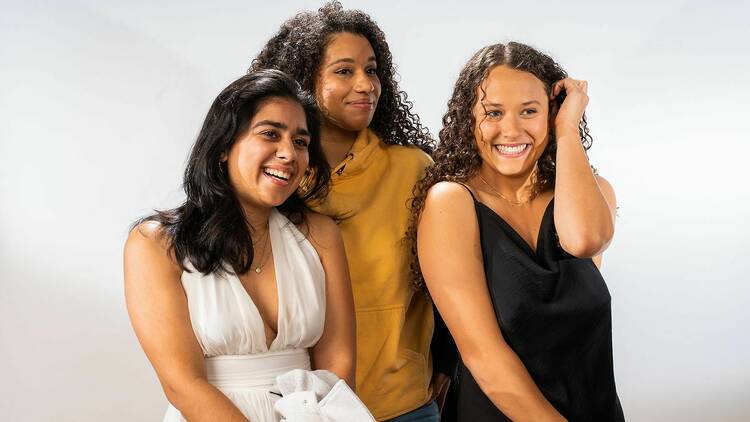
left=489, top=162, right=532, bottom=178
left=248, top=190, right=287, bottom=209
left=270, top=193, right=295, bottom=207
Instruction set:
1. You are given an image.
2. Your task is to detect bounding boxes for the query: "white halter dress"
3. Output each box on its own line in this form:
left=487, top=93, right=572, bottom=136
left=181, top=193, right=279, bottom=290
left=164, top=209, right=326, bottom=422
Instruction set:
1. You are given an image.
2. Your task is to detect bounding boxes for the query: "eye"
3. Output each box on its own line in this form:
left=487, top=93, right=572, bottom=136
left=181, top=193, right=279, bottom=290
left=521, top=108, right=538, bottom=116
left=261, top=130, right=279, bottom=139
left=366, top=67, right=378, bottom=75
left=485, top=110, right=502, bottom=119
left=334, top=68, right=353, bottom=75
left=293, top=138, right=310, bottom=148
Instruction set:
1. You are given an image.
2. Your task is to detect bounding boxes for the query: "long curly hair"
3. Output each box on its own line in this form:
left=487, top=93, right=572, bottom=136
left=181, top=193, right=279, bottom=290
left=407, top=41, right=594, bottom=290
left=250, top=1, right=434, bottom=153
left=137, top=69, right=330, bottom=276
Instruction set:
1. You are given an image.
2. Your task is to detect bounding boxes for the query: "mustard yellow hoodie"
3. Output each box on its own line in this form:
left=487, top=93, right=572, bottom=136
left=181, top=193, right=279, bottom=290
left=311, top=129, right=434, bottom=420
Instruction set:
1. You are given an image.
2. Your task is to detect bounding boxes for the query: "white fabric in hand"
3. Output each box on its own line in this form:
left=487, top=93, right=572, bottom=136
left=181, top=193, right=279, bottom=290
left=273, top=369, right=374, bottom=422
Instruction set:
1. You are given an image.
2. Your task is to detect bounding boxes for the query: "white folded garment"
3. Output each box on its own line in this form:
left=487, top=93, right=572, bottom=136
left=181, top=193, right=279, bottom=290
left=272, top=369, right=375, bottom=422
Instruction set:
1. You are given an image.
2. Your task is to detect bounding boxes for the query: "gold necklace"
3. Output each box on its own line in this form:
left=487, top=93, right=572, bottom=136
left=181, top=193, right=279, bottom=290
left=478, top=173, right=529, bottom=206
left=252, top=226, right=271, bottom=274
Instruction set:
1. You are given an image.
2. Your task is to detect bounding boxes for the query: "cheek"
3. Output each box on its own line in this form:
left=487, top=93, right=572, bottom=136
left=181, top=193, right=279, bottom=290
left=373, top=79, right=383, bottom=100
left=298, top=150, right=310, bottom=169
left=528, top=122, right=550, bottom=161
left=317, top=79, right=340, bottom=108
left=473, top=128, right=493, bottom=159
left=531, top=120, right=550, bottom=144
left=475, top=119, right=499, bottom=145
left=229, top=143, right=263, bottom=182
left=291, top=151, right=310, bottom=189
left=532, top=124, right=549, bottom=156
left=534, top=109, right=551, bottom=138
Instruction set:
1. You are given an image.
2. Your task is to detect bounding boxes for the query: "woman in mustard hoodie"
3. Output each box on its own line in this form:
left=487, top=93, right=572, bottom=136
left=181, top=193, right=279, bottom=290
left=251, top=2, right=452, bottom=421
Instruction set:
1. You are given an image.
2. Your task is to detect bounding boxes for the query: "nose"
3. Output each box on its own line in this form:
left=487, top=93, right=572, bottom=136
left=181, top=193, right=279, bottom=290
left=275, top=138, right=296, bottom=162
left=354, top=71, right=375, bottom=94
left=500, top=114, right=522, bottom=139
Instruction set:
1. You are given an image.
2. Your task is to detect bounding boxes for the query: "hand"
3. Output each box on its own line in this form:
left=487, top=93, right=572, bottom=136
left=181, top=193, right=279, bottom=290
left=551, top=77, right=589, bottom=139
left=429, top=372, right=451, bottom=413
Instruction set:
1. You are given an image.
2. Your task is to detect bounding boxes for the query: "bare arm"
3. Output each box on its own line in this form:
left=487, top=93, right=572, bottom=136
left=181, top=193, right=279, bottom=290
left=590, top=177, right=617, bottom=268
left=124, top=224, right=249, bottom=421
left=306, top=213, right=356, bottom=388
left=418, top=182, right=565, bottom=422
left=552, top=78, right=617, bottom=258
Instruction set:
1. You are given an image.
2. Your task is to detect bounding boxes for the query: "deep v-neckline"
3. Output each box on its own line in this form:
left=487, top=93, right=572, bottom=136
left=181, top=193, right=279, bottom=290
left=475, top=198, right=554, bottom=258
left=234, top=210, right=283, bottom=351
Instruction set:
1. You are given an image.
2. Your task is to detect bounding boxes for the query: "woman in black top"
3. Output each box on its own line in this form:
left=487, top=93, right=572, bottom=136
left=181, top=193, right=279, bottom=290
left=408, top=42, right=624, bottom=421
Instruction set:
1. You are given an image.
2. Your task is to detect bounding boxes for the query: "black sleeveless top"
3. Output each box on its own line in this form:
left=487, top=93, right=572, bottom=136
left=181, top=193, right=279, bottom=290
left=447, top=187, right=624, bottom=421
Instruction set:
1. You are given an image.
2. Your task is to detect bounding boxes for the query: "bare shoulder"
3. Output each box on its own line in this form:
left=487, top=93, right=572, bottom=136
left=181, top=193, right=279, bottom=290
left=595, top=175, right=617, bottom=207
left=304, top=211, right=339, bottom=238
left=124, top=221, right=180, bottom=278
left=126, top=221, right=170, bottom=254
left=423, top=181, right=475, bottom=216
left=302, top=211, right=342, bottom=252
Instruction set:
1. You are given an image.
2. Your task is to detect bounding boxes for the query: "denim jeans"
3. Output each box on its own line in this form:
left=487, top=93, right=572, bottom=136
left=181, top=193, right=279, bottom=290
left=386, top=400, right=440, bottom=422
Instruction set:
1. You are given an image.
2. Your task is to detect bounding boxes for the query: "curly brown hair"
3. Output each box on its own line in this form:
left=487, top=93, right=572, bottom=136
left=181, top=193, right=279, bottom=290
left=250, top=1, right=434, bottom=153
left=407, top=41, right=594, bottom=291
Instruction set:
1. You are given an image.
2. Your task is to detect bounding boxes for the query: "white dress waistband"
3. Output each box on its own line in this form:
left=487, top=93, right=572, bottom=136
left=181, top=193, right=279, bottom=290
left=205, top=348, right=310, bottom=390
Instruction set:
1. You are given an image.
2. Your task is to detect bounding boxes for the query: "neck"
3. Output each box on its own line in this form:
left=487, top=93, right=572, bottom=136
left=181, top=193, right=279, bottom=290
left=478, top=164, right=537, bottom=204
left=241, top=202, right=272, bottom=235
left=321, top=122, right=360, bottom=168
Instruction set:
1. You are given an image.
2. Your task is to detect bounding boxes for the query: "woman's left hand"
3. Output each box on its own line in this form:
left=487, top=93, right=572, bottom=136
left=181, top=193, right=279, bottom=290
left=552, top=78, right=589, bottom=138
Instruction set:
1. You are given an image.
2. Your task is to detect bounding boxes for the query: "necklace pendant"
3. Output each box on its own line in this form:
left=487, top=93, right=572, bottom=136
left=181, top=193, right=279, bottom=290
left=254, top=267, right=262, bottom=274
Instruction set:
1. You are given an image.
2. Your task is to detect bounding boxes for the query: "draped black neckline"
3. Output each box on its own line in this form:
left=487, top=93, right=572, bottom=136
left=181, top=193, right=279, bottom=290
left=474, top=198, right=555, bottom=259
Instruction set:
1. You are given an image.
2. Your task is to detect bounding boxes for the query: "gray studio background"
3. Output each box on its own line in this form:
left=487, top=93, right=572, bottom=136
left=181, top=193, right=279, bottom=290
left=1, top=0, right=748, bottom=420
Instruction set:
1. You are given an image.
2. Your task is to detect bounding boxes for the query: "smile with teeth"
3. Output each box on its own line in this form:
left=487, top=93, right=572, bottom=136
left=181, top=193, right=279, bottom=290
left=263, top=167, right=292, bottom=181
left=494, top=144, right=529, bottom=156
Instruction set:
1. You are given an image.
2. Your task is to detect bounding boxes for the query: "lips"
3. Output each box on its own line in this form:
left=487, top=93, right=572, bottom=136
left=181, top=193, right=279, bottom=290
left=262, top=166, right=293, bottom=185
left=347, top=98, right=375, bottom=110
left=493, top=143, right=530, bottom=157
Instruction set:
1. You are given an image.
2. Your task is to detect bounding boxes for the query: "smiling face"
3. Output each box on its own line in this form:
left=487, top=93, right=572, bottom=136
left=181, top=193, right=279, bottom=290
left=473, top=65, right=551, bottom=180
left=224, top=96, right=311, bottom=209
left=315, top=32, right=381, bottom=131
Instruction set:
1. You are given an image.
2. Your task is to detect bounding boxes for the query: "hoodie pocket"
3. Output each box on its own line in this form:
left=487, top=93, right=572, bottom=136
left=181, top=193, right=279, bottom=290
left=354, top=306, right=428, bottom=419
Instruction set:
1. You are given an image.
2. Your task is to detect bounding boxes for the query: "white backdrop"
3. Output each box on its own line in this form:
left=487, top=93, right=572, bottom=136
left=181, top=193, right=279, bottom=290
left=1, top=1, right=748, bottom=421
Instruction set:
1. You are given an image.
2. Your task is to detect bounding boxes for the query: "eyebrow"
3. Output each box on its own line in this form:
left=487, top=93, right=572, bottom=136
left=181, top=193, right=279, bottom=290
left=482, top=100, right=542, bottom=107
left=482, top=100, right=541, bottom=107
left=253, top=120, right=310, bottom=137
left=325, top=56, right=377, bottom=69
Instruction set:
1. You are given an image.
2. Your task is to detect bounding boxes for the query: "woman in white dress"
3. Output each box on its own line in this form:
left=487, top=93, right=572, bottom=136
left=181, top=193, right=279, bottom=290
left=124, top=69, right=356, bottom=421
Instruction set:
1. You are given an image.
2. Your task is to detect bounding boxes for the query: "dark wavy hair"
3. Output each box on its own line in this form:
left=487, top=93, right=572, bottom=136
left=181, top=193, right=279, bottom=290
left=138, top=69, right=330, bottom=275
left=407, top=41, right=594, bottom=290
left=250, top=1, right=434, bottom=153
